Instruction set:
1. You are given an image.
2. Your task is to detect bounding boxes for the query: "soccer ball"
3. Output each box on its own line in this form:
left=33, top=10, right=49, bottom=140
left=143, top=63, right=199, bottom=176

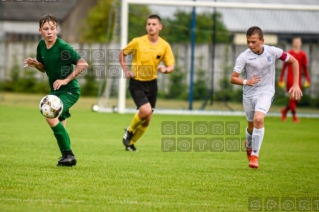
left=39, top=95, right=63, bottom=118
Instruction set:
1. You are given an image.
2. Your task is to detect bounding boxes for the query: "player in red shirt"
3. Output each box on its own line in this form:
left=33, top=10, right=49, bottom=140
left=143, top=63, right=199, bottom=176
left=279, top=37, right=310, bottom=122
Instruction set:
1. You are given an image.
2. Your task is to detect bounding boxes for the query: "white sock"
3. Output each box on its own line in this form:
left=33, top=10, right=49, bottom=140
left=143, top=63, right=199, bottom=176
left=246, top=127, right=252, bottom=148
left=251, top=127, right=265, bottom=157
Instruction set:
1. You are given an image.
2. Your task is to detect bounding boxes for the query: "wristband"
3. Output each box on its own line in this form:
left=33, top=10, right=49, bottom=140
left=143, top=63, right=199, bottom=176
left=243, top=80, right=247, bottom=85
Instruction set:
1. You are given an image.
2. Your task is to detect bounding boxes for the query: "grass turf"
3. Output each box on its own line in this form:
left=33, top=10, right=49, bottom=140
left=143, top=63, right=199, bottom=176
left=0, top=93, right=318, bottom=211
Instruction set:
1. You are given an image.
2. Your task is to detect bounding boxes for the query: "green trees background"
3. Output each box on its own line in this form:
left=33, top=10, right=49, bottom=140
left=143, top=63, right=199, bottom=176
left=161, top=11, right=230, bottom=44
left=81, top=3, right=230, bottom=44
left=78, top=1, right=232, bottom=102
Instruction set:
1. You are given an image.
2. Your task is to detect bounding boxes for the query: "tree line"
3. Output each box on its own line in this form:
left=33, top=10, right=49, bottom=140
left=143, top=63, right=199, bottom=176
left=2, top=1, right=318, bottom=108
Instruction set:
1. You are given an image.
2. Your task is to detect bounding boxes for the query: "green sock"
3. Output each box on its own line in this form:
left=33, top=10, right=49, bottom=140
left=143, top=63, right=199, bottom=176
left=66, top=131, right=71, bottom=146
left=51, top=122, right=71, bottom=153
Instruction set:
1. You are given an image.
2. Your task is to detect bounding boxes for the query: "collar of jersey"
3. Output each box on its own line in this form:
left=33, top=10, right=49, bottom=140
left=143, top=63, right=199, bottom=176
left=252, top=46, right=264, bottom=56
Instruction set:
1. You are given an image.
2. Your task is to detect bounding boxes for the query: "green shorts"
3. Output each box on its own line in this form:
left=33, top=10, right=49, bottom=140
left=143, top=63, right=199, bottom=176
left=50, top=90, right=80, bottom=121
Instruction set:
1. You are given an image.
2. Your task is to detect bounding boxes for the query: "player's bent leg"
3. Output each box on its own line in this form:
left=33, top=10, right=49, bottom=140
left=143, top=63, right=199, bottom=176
left=124, top=84, right=150, bottom=150
left=54, top=92, right=80, bottom=166
left=126, top=104, right=152, bottom=152
left=123, top=103, right=152, bottom=151
left=243, top=96, right=254, bottom=162
left=123, top=112, right=142, bottom=148
left=125, top=78, right=157, bottom=151
left=249, top=112, right=266, bottom=169
left=130, top=116, right=151, bottom=145
left=245, top=122, right=254, bottom=161
left=47, top=117, right=76, bottom=167
left=244, top=140, right=252, bottom=161
left=250, top=93, right=272, bottom=169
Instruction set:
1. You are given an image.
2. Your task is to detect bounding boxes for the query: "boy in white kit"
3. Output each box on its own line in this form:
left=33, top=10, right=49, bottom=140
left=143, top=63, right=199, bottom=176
left=230, top=26, right=302, bottom=169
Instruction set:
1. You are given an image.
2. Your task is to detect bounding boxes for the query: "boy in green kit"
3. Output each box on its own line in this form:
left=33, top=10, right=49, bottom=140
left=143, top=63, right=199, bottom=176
left=24, top=14, right=88, bottom=166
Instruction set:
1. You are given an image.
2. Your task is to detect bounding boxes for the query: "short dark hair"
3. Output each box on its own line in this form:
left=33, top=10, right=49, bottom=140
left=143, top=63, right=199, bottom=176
left=148, top=14, right=161, bottom=22
left=39, top=14, right=58, bottom=28
left=246, top=26, right=263, bottom=39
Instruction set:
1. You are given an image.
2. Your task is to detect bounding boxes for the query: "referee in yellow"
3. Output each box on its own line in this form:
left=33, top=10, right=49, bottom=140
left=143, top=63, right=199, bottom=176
left=119, top=14, right=175, bottom=151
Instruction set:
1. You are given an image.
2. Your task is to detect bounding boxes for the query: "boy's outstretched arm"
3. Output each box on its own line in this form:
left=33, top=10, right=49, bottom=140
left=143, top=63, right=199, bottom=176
left=23, top=58, right=45, bottom=73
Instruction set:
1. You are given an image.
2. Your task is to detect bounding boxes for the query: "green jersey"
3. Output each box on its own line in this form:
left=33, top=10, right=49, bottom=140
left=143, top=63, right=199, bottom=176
left=36, top=38, right=81, bottom=93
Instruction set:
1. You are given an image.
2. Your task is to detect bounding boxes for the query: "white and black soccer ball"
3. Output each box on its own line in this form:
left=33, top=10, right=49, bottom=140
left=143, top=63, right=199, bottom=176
left=39, top=95, right=63, bottom=119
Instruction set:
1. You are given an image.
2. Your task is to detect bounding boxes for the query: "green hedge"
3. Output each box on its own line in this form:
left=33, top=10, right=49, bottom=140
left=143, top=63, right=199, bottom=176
left=2, top=65, right=318, bottom=108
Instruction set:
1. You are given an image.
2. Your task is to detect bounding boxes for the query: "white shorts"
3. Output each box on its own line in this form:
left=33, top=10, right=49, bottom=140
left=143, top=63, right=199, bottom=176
left=243, top=94, right=274, bottom=122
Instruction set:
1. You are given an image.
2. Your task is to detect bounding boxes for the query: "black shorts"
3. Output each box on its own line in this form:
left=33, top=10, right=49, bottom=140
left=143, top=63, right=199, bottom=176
left=129, top=78, right=158, bottom=109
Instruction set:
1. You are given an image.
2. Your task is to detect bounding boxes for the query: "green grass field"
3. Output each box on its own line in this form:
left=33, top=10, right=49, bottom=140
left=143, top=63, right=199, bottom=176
left=0, top=93, right=318, bottom=212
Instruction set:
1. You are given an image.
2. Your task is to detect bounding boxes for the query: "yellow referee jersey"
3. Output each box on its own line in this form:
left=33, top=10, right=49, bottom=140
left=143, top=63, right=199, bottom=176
left=123, top=35, right=175, bottom=81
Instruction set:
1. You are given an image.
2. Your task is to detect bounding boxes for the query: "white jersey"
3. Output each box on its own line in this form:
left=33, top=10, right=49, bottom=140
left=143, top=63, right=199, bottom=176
left=233, top=45, right=290, bottom=97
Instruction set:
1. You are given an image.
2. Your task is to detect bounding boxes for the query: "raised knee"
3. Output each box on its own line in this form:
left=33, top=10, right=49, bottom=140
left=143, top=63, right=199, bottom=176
left=139, top=109, right=152, bottom=119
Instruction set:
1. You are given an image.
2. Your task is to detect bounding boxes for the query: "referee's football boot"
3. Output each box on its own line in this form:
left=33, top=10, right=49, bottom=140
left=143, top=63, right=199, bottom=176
left=57, top=150, right=77, bottom=167
left=123, top=127, right=133, bottom=147
left=126, top=144, right=137, bottom=152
